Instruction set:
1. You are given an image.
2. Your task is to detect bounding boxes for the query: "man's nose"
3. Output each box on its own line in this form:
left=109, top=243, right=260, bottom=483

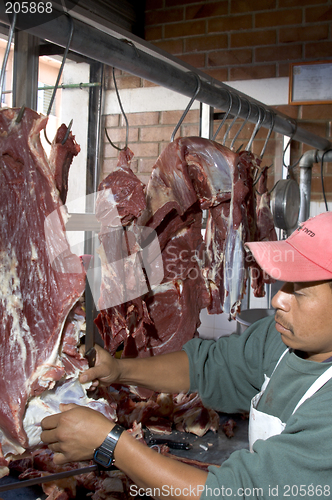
left=271, top=282, right=292, bottom=311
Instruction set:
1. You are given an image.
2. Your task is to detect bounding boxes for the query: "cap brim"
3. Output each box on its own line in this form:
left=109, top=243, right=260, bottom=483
left=245, top=240, right=332, bottom=282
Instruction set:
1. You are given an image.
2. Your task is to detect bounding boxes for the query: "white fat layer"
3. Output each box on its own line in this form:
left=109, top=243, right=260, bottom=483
left=0, top=250, right=34, bottom=371
left=23, top=379, right=109, bottom=448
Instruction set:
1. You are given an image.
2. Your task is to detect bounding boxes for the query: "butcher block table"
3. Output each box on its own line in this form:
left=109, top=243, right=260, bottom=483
left=0, top=414, right=248, bottom=499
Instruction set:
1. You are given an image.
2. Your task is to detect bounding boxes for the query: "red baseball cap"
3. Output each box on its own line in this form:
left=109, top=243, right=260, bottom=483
left=245, top=212, right=332, bottom=282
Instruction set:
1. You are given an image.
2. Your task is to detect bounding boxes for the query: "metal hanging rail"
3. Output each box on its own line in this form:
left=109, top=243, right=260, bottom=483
left=0, top=8, right=331, bottom=151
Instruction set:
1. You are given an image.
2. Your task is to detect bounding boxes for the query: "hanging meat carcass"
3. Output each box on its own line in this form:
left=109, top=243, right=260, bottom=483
left=94, top=137, right=270, bottom=359
left=0, top=108, right=114, bottom=477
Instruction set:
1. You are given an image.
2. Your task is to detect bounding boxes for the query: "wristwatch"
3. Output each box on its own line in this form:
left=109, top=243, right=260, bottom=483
left=93, top=424, right=125, bottom=467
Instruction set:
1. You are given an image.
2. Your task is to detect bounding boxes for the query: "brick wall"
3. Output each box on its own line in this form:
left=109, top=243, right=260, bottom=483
left=101, top=0, right=332, bottom=204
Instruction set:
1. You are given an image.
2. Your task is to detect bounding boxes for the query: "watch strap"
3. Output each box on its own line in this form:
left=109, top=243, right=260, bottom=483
left=93, top=424, right=125, bottom=468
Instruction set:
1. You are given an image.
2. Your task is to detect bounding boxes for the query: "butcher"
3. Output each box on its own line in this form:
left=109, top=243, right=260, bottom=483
left=41, top=211, right=332, bottom=499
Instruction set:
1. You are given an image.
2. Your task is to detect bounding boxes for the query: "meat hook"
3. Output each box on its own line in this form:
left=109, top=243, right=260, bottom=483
left=245, top=105, right=265, bottom=152
left=171, top=72, right=201, bottom=142
left=260, top=109, right=276, bottom=159
left=0, top=12, right=17, bottom=106
left=15, top=104, right=26, bottom=123
left=105, top=67, right=129, bottom=151
left=222, top=93, right=242, bottom=146
left=61, top=118, right=73, bottom=145
left=44, top=14, right=74, bottom=146
left=282, top=119, right=303, bottom=171
left=212, top=89, right=233, bottom=141
left=230, top=98, right=251, bottom=150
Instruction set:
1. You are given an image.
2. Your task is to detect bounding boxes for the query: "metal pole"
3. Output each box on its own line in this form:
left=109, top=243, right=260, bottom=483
left=1, top=9, right=330, bottom=151
left=298, top=149, right=332, bottom=222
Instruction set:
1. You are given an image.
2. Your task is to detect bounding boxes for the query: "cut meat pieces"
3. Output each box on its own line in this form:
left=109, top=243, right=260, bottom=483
left=0, top=108, right=85, bottom=466
left=95, top=137, right=263, bottom=359
left=249, top=164, right=277, bottom=297
left=49, top=123, right=81, bottom=204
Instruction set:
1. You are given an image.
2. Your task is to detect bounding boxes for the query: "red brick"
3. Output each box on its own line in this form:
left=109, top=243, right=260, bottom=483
left=136, top=174, right=151, bottom=185
left=166, top=0, right=203, bottom=6
left=145, top=0, right=163, bottom=10
left=230, top=64, right=277, bottom=80
left=131, top=142, right=159, bottom=157
left=279, top=24, right=329, bottom=44
left=145, top=26, right=163, bottom=41
left=255, top=9, right=302, bottom=28
left=102, top=158, right=118, bottom=174
left=305, top=41, right=332, bottom=60
left=305, top=5, right=332, bottom=23
left=138, top=158, right=156, bottom=173
left=104, top=143, right=121, bottom=159
left=145, top=7, right=184, bottom=26
left=231, top=29, right=276, bottom=48
left=274, top=105, right=300, bottom=120
left=231, top=0, right=276, bottom=14
left=255, top=44, right=302, bottom=62
left=161, top=109, right=199, bottom=125
left=110, top=75, right=141, bottom=90
left=140, top=126, right=175, bottom=142
left=152, top=39, right=184, bottom=55
left=164, top=20, right=206, bottom=39
left=186, top=2, right=228, bottom=20
left=278, top=62, right=293, bottom=78
left=208, top=14, right=252, bottom=33
left=105, top=114, right=119, bottom=127
left=105, top=127, right=138, bottom=144
left=181, top=124, right=200, bottom=137
left=124, top=112, right=160, bottom=127
left=177, top=53, right=206, bottom=67
left=204, top=67, right=229, bottom=81
left=207, top=48, right=252, bottom=66
left=185, top=34, right=227, bottom=53
left=279, top=0, right=319, bottom=6
left=311, top=176, right=332, bottom=197
left=301, top=104, right=332, bottom=120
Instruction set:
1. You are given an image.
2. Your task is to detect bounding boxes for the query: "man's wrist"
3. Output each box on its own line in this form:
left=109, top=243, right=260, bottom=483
left=93, top=424, right=125, bottom=468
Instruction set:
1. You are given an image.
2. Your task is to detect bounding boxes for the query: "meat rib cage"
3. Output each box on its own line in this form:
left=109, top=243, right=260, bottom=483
left=0, top=108, right=85, bottom=460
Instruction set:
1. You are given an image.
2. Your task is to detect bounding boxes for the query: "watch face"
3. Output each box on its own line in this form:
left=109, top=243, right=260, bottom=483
left=94, top=448, right=114, bottom=468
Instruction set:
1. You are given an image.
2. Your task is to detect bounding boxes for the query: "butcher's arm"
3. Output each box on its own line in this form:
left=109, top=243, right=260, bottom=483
left=80, top=344, right=190, bottom=394
left=41, top=405, right=207, bottom=500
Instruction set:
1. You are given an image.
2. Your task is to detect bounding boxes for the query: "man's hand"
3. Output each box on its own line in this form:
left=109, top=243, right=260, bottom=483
left=80, top=344, right=120, bottom=387
left=40, top=404, right=114, bottom=465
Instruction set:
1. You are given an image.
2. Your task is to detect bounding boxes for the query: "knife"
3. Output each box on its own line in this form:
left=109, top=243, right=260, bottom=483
left=81, top=254, right=96, bottom=368
left=0, top=465, right=98, bottom=493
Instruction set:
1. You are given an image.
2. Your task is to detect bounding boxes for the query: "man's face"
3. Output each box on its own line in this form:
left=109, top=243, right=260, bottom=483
left=271, top=281, right=332, bottom=362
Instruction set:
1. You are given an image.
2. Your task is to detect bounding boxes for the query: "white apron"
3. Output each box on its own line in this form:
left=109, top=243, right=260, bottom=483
left=249, top=348, right=332, bottom=452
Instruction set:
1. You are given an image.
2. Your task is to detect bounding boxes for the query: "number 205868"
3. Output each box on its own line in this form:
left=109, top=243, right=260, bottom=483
left=5, top=2, right=53, bottom=14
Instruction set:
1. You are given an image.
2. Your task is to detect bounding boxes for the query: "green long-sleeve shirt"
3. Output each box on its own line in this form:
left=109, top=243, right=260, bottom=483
left=183, top=316, right=332, bottom=499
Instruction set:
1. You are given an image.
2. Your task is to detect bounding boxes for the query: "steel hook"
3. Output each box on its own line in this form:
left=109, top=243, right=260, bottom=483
left=222, top=94, right=242, bottom=146
left=0, top=12, right=17, bottom=107
left=260, top=109, right=275, bottom=159
left=15, top=105, right=26, bottom=123
left=245, top=105, right=265, bottom=152
left=171, top=72, right=201, bottom=142
left=230, top=98, right=251, bottom=150
left=44, top=14, right=74, bottom=145
left=282, top=119, right=303, bottom=170
left=105, top=67, right=129, bottom=151
left=212, top=89, right=233, bottom=141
